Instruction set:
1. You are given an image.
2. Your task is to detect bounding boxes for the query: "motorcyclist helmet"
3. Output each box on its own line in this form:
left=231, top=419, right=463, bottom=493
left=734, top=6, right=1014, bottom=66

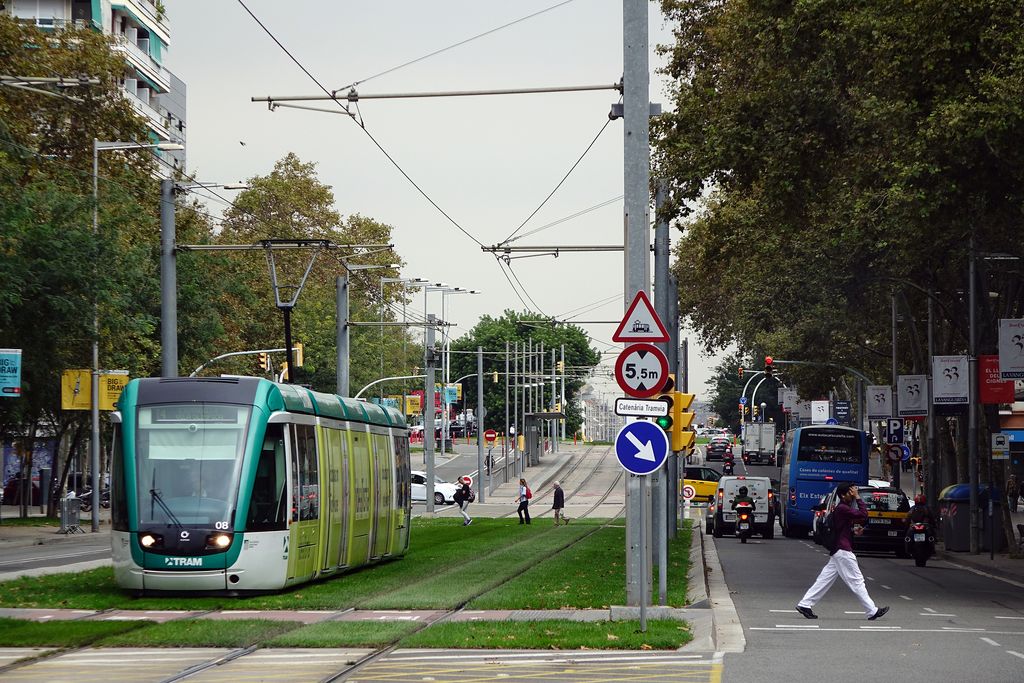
left=738, top=486, right=748, bottom=496
left=914, top=494, right=926, bottom=505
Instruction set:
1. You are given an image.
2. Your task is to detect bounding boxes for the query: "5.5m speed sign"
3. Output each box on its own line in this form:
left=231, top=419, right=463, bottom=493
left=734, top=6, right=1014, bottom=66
left=614, top=343, right=669, bottom=398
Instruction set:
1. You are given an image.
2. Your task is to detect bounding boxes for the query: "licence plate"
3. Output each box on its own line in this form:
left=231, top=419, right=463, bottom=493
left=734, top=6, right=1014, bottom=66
left=870, top=518, right=891, bottom=525
left=739, top=523, right=749, bottom=531
left=914, top=533, right=926, bottom=542
left=888, top=530, right=899, bottom=537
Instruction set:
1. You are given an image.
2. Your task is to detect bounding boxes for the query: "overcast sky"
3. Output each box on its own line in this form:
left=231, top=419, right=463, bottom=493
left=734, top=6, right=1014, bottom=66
left=166, top=0, right=728, bottom=400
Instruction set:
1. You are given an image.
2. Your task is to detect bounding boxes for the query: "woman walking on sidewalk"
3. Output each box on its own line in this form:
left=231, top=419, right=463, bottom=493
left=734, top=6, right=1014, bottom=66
left=515, top=478, right=531, bottom=524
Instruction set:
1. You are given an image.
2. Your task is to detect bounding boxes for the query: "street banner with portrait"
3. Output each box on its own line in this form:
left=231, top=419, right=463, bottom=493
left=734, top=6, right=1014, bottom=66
left=932, top=355, right=968, bottom=404
left=897, top=374, right=929, bottom=417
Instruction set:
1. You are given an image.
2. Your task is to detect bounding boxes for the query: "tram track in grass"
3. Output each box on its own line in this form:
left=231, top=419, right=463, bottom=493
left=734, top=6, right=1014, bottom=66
left=0, top=511, right=646, bottom=682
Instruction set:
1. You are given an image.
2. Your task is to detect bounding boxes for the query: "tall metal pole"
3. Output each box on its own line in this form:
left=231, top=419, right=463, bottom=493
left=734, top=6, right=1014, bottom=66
left=539, top=342, right=545, bottom=453
left=652, top=179, right=669, bottom=604
left=968, top=241, right=979, bottom=554
left=505, top=340, right=510, bottom=479
left=477, top=346, right=486, bottom=503
left=560, top=344, right=566, bottom=442
left=624, top=0, right=651, bottom=613
left=668, top=274, right=680, bottom=538
left=927, top=293, right=938, bottom=508
left=159, top=178, right=177, bottom=377
left=425, top=314, right=437, bottom=514
left=513, top=340, right=519, bottom=477
left=90, top=140, right=101, bottom=532
left=336, top=275, right=349, bottom=396
left=891, top=292, right=901, bottom=490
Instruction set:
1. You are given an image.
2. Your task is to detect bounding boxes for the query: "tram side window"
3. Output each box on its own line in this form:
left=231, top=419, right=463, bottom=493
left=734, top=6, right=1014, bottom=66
left=247, top=425, right=287, bottom=532
left=291, top=424, right=320, bottom=522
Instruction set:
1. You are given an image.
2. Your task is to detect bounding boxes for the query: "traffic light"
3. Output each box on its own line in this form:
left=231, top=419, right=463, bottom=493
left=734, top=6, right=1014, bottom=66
left=738, top=366, right=744, bottom=378
left=752, top=404, right=759, bottom=420
left=492, top=371, right=499, bottom=383
left=654, top=374, right=676, bottom=436
left=556, top=360, right=565, bottom=373
left=764, top=356, right=774, bottom=378
left=671, top=391, right=696, bottom=451
left=293, top=343, right=304, bottom=367
left=257, top=352, right=270, bottom=371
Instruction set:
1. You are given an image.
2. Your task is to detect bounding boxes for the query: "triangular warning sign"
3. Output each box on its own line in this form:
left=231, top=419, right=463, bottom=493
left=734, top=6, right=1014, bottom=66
left=613, top=291, right=670, bottom=343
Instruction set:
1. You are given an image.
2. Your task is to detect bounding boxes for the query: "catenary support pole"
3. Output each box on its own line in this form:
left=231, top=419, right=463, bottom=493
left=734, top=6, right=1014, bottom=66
left=624, top=0, right=651, bottom=612
left=160, top=178, right=177, bottom=377
left=927, top=293, right=938, bottom=509
left=336, top=275, right=349, bottom=396
left=505, top=340, right=510, bottom=484
left=560, top=344, right=566, bottom=442
left=891, top=293, right=901, bottom=490
left=425, top=315, right=437, bottom=514
left=477, top=346, right=485, bottom=503
left=669, top=277, right=680, bottom=538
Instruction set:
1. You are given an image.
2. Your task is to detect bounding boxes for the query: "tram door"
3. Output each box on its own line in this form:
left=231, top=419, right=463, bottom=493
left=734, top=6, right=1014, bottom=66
left=371, top=432, right=393, bottom=559
left=320, top=425, right=349, bottom=572
left=288, top=423, right=319, bottom=582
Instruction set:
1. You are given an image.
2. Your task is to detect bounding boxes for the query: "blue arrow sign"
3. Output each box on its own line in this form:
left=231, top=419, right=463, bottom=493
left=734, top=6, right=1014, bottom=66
left=738, top=397, right=747, bottom=405
left=825, top=417, right=838, bottom=425
left=614, top=420, right=670, bottom=476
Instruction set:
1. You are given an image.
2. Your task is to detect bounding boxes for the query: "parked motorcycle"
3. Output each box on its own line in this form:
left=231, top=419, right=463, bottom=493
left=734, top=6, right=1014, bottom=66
left=905, top=521, right=935, bottom=567
left=79, top=488, right=110, bottom=513
left=735, top=501, right=755, bottom=543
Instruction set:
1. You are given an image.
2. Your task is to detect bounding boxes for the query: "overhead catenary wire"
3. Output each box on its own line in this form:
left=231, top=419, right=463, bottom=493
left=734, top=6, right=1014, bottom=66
left=332, top=0, right=581, bottom=91
left=236, top=0, right=486, bottom=249
left=501, top=116, right=616, bottom=246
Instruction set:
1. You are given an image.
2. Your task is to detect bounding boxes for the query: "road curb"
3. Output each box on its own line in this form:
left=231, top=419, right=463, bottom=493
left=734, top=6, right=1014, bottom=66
left=700, top=524, right=746, bottom=653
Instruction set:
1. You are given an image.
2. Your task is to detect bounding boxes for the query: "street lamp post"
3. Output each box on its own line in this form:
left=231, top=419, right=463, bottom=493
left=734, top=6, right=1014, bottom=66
left=91, top=139, right=182, bottom=532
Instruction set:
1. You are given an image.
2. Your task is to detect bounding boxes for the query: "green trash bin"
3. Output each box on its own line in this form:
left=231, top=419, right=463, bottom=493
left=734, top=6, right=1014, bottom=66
left=938, top=484, right=973, bottom=551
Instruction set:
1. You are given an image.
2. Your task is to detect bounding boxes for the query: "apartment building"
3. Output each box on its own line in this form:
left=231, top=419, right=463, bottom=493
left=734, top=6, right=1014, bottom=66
left=5, top=0, right=186, bottom=173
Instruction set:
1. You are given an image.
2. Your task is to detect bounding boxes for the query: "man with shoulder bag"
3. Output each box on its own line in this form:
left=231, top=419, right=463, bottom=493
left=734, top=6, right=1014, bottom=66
left=796, top=482, right=889, bottom=621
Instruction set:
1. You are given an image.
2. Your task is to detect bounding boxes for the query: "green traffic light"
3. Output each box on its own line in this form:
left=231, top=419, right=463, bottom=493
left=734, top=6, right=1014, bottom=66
left=656, top=415, right=673, bottom=430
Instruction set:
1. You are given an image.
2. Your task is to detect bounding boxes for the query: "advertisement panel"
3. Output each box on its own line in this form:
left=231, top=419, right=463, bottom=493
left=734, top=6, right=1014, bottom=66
left=932, top=355, right=969, bottom=404
left=405, top=394, right=422, bottom=415
left=866, top=385, right=893, bottom=419
left=998, top=318, right=1024, bottom=379
left=979, top=355, right=1014, bottom=404
left=897, top=374, right=929, bottom=417
left=0, top=349, right=22, bottom=398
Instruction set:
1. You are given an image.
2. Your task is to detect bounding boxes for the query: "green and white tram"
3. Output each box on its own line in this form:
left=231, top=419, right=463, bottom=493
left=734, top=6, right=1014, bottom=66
left=110, top=376, right=411, bottom=593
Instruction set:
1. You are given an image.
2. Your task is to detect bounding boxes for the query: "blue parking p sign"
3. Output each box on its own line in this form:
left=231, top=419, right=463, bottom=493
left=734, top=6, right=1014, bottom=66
left=886, top=418, right=905, bottom=444
left=614, top=420, right=670, bottom=476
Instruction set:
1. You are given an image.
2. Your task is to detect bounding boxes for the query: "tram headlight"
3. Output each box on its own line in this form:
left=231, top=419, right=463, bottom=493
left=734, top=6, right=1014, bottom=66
left=206, top=533, right=233, bottom=550
left=139, top=532, right=163, bottom=548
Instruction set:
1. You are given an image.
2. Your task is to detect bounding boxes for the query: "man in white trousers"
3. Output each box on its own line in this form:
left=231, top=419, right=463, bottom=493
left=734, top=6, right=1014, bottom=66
left=796, top=482, right=889, bottom=621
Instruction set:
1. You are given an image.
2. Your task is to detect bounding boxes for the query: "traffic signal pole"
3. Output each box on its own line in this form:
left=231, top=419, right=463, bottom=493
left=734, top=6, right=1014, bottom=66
left=652, top=179, right=670, bottom=604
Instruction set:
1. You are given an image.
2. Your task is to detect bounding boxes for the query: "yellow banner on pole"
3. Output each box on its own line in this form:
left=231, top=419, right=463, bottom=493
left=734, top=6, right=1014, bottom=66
left=405, top=395, right=422, bottom=415
left=61, top=369, right=129, bottom=411
left=61, top=370, right=91, bottom=411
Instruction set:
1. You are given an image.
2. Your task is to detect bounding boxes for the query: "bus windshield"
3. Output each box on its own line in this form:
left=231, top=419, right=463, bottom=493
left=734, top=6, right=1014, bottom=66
left=796, top=429, right=863, bottom=464
left=134, top=403, right=250, bottom=528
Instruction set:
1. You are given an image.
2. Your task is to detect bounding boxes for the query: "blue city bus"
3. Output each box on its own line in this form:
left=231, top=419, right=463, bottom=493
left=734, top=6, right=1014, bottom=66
left=778, top=425, right=870, bottom=538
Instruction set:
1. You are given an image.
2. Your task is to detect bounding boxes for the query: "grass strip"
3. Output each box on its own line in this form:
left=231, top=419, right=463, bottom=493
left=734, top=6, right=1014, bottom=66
left=0, top=517, right=60, bottom=527
left=359, top=520, right=592, bottom=609
left=470, top=522, right=692, bottom=609
left=398, top=619, right=692, bottom=650
left=0, top=617, right=143, bottom=647
left=264, top=620, right=420, bottom=648
left=97, top=618, right=302, bottom=648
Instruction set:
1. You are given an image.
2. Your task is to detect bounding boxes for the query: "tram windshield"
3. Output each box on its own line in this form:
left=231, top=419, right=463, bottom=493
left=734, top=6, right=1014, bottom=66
left=135, top=403, right=250, bottom=527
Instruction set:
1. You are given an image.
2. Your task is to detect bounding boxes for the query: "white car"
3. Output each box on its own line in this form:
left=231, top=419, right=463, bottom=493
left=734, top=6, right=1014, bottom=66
left=411, top=470, right=459, bottom=506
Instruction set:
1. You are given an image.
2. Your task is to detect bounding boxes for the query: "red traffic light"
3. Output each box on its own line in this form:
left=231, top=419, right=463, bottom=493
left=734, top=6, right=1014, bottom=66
left=738, top=366, right=744, bottom=378
left=765, top=356, right=773, bottom=365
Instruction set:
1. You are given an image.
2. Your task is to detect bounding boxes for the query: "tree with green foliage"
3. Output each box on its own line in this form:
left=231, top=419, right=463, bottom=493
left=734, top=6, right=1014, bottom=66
left=653, top=0, right=1024, bottom=389
left=209, top=153, right=418, bottom=394
left=447, top=311, right=601, bottom=436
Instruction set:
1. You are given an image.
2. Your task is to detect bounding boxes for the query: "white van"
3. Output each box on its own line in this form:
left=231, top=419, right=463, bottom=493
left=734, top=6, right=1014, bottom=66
left=708, top=475, right=775, bottom=539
